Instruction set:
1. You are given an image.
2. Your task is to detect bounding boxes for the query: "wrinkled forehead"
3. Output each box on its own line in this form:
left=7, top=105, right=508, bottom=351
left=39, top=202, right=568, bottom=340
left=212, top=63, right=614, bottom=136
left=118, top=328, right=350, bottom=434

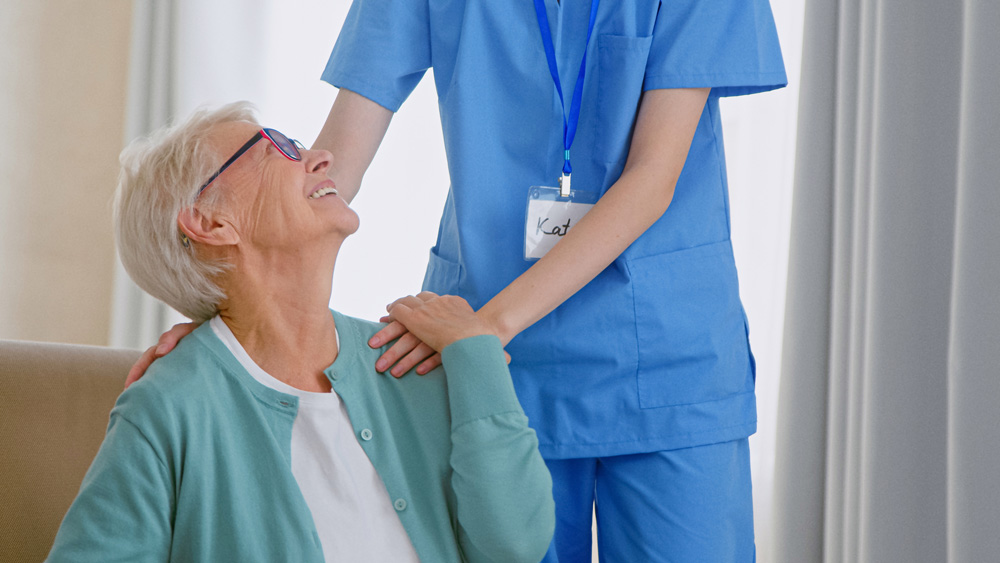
left=204, top=120, right=261, bottom=162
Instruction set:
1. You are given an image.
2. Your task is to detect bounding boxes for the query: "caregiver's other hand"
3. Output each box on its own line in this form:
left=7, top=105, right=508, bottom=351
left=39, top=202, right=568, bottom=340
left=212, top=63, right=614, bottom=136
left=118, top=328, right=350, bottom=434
left=371, top=292, right=441, bottom=377
left=124, top=322, right=199, bottom=388
left=372, top=292, right=511, bottom=377
left=388, top=293, right=497, bottom=353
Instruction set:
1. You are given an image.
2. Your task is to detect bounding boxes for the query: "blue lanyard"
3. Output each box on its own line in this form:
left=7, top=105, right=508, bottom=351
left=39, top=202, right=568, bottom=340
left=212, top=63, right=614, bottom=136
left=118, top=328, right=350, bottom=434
left=533, top=0, right=600, bottom=194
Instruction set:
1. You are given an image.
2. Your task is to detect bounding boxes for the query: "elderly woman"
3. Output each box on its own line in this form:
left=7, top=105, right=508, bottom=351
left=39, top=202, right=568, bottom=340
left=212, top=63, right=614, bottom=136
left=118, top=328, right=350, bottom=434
left=46, top=102, right=554, bottom=562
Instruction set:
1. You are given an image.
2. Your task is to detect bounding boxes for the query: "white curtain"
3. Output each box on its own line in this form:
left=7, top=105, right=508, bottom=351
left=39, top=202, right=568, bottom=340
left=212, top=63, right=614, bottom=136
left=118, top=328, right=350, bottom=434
left=109, top=0, right=270, bottom=348
left=772, top=0, right=1000, bottom=561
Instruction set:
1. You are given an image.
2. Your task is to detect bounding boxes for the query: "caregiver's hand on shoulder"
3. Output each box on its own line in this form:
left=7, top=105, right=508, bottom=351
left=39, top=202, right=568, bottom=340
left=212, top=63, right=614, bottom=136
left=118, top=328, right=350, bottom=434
left=388, top=293, right=497, bottom=352
left=372, top=292, right=510, bottom=377
left=370, top=292, right=442, bottom=377
left=124, top=322, right=199, bottom=388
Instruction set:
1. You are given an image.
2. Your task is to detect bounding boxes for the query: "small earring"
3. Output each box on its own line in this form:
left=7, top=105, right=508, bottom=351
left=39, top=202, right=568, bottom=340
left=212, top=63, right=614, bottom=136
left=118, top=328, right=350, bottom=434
left=180, top=234, right=191, bottom=248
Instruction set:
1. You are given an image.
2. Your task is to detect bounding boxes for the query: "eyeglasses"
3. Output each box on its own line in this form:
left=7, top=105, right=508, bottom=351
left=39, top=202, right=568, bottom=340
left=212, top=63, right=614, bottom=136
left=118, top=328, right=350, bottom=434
left=196, top=128, right=305, bottom=197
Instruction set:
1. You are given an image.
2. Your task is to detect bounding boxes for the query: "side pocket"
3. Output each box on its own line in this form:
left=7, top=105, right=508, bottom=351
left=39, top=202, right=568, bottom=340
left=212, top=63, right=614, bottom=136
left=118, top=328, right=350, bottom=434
left=630, top=241, right=753, bottom=408
left=595, top=34, right=653, bottom=164
left=421, top=247, right=463, bottom=295
left=742, top=307, right=757, bottom=384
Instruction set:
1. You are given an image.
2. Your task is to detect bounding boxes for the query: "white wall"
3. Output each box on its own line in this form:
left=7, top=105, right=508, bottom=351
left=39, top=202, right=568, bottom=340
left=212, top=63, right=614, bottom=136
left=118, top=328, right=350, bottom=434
left=255, top=1, right=450, bottom=320
left=722, top=0, right=805, bottom=559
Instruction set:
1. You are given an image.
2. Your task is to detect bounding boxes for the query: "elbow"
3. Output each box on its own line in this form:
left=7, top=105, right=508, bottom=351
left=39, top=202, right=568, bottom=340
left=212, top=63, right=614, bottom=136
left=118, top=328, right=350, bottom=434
left=648, top=172, right=679, bottom=218
left=619, top=165, right=678, bottom=222
left=498, top=476, right=557, bottom=562
left=468, top=491, right=555, bottom=563
left=508, top=448, right=556, bottom=562
left=458, top=471, right=556, bottom=562
left=523, top=497, right=557, bottom=562
left=512, top=501, right=556, bottom=563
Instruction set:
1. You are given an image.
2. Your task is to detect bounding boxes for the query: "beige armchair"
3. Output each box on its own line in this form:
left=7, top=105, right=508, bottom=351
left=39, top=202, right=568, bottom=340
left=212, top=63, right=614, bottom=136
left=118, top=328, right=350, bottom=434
left=0, top=340, right=140, bottom=562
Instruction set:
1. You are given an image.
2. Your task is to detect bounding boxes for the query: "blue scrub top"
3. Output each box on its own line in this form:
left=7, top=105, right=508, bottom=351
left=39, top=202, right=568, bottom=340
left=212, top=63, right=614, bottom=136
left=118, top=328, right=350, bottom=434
left=323, top=0, right=786, bottom=459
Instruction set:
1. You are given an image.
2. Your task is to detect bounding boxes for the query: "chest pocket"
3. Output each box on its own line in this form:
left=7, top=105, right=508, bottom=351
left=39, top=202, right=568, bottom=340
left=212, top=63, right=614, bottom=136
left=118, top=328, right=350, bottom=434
left=595, top=34, right=653, bottom=164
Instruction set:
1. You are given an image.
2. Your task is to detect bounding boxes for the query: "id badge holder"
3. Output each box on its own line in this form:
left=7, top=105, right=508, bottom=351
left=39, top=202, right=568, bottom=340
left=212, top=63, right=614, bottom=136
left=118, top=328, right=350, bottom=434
left=524, top=176, right=599, bottom=261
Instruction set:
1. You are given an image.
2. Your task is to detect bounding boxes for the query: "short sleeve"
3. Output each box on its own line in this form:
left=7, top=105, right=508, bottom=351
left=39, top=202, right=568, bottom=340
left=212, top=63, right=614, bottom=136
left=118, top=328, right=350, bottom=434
left=321, top=0, right=432, bottom=112
left=644, top=0, right=787, bottom=97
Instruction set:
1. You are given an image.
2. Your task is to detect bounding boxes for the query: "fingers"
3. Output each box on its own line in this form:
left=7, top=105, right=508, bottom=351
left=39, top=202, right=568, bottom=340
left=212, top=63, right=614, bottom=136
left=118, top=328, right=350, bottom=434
left=504, top=351, right=512, bottom=365
left=385, top=294, right=429, bottom=314
left=125, top=345, right=158, bottom=389
left=416, top=353, right=442, bottom=375
left=124, top=322, right=198, bottom=389
left=371, top=292, right=508, bottom=378
left=156, top=322, right=197, bottom=355
left=389, top=342, right=437, bottom=378
left=386, top=301, right=416, bottom=327
left=380, top=292, right=438, bottom=322
left=375, top=295, right=426, bottom=335
left=372, top=300, right=425, bottom=377
left=369, top=320, right=409, bottom=348
left=375, top=329, right=420, bottom=374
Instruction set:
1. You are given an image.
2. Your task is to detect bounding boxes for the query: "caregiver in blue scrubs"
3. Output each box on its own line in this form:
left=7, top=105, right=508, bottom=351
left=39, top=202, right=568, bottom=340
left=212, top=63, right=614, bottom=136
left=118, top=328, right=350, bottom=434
left=136, top=0, right=786, bottom=559
left=318, top=0, right=786, bottom=560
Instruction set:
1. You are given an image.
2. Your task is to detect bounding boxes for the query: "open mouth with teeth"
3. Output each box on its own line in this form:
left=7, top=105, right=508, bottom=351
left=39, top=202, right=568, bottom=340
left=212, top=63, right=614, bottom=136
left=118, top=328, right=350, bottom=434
left=309, top=186, right=338, bottom=199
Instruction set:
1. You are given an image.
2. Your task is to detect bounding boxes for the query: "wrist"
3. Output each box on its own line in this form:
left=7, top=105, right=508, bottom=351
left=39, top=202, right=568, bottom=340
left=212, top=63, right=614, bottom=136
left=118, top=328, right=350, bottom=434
left=476, top=304, right=516, bottom=346
left=440, top=329, right=487, bottom=351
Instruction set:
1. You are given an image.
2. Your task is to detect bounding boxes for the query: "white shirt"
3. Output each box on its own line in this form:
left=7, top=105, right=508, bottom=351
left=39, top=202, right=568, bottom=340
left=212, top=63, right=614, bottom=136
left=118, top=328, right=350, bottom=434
left=209, top=316, right=419, bottom=562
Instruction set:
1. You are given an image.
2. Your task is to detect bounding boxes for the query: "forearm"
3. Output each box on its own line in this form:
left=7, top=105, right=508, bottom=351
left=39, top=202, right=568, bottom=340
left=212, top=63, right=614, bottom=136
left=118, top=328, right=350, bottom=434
left=369, top=88, right=709, bottom=375
left=441, top=337, right=555, bottom=562
left=478, top=87, right=709, bottom=344
left=479, top=167, right=676, bottom=343
left=312, top=88, right=393, bottom=203
left=451, top=414, right=555, bottom=562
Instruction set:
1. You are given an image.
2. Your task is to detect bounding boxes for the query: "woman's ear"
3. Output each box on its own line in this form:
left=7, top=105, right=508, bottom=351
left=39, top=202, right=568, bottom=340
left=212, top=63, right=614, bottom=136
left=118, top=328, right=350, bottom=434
left=177, top=206, right=240, bottom=247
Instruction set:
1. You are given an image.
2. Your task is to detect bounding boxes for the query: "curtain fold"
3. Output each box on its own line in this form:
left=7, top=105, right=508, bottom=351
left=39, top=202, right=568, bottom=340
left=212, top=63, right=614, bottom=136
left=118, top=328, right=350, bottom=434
left=946, top=1, right=1000, bottom=561
left=773, top=0, right=1000, bottom=561
left=109, top=0, right=180, bottom=349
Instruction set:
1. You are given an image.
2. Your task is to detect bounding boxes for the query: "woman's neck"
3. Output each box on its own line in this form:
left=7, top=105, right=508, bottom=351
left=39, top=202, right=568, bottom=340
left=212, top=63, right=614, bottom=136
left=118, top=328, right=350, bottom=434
left=216, top=249, right=341, bottom=393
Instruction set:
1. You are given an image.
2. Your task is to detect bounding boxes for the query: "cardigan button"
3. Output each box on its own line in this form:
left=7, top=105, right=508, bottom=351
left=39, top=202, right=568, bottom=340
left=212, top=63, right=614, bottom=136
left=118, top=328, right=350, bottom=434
left=394, top=498, right=407, bottom=511
left=360, top=428, right=373, bottom=441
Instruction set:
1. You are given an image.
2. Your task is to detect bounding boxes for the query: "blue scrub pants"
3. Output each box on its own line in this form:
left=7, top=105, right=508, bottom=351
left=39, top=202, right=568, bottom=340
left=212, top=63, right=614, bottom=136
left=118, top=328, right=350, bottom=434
left=541, top=438, right=755, bottom=562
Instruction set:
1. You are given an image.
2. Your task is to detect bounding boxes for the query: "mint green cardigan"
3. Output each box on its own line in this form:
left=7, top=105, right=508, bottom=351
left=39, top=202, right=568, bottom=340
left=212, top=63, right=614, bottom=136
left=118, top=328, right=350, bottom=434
left=47, top=311, right=555, bottom=562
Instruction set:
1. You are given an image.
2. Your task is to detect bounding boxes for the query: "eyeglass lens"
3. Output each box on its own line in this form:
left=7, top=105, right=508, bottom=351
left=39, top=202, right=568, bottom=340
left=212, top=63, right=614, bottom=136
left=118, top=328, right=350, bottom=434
left=262, top=128, right=302, bottom=161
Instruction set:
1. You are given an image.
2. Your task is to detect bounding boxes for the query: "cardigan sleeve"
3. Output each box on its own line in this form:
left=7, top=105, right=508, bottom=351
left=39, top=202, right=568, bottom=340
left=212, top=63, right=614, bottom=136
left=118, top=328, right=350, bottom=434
left=440, top=336, right=556, bottom=563
left=46, top=412, right=173, bottom=563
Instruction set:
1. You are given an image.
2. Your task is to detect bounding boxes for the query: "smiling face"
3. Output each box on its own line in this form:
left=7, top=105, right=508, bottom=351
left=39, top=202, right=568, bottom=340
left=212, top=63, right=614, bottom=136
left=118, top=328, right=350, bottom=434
left=201, top=121, right=360, bottom=254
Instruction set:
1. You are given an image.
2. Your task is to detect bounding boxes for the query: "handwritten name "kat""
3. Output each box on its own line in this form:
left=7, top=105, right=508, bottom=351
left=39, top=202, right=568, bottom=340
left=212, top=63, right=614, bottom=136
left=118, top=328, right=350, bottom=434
left=536, top=217, right=573, bottom=237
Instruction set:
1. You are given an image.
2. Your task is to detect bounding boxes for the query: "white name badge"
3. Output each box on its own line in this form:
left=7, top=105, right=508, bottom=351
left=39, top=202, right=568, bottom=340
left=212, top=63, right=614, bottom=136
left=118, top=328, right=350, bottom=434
left=524, top=185, right=599, bottom=260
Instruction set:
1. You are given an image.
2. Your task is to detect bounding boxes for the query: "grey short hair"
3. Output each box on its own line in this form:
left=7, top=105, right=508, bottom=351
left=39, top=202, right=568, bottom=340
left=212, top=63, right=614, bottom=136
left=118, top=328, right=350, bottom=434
left=113, top=101, right=258, bottom=322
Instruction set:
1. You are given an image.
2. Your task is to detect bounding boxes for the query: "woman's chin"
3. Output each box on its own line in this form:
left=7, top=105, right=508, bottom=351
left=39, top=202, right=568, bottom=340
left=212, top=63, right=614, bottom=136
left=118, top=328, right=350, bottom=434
left=336, top=209, right=361, bottom=237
